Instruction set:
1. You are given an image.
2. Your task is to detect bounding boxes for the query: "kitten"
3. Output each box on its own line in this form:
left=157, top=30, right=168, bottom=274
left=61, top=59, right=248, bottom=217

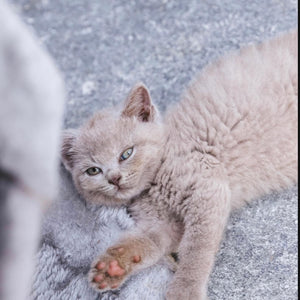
left=62, top=29, right=298, bottom=300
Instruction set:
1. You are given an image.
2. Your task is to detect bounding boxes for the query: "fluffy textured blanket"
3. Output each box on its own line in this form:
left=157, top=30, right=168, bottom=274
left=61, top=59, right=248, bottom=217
left=7, top=0, right=296, bottom=299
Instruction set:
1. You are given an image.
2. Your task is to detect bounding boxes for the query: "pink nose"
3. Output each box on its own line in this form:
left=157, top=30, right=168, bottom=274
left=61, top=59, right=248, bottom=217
left=108, top=175, right=121, bottom=186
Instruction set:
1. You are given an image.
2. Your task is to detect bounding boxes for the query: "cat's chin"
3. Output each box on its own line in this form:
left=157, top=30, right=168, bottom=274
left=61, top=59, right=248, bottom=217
left=114, top=188, right=138, bottom=201
left=112, top=184, right=150, bottom=203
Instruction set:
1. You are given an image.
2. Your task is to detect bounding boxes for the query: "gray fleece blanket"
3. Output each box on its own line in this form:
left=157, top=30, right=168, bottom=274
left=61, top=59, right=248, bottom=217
left=8, top=0, right=297, bottom=299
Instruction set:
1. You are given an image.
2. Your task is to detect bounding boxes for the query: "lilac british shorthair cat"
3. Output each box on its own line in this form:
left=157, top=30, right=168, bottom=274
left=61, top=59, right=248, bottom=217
left=61, top=29, right=297, bottom=299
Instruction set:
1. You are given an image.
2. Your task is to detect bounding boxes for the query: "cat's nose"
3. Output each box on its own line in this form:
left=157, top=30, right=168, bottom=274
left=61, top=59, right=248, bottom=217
left=108, top=174, right=122, bottom=186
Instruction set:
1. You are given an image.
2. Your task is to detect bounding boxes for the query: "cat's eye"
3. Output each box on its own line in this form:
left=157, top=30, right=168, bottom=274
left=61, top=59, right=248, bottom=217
left=120, top=147, right=133, bottom=161
left=86, top=167, right=102, bottom=176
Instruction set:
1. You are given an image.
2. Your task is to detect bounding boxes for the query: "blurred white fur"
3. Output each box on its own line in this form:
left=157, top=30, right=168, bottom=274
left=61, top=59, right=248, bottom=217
left=0, top=1, right=64, bottom=299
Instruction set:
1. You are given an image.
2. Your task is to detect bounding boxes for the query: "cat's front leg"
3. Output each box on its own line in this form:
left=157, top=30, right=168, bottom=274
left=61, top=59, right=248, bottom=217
left=89, top=215, right=178, bottom=292
left=166, top=184, right=231, bottom=300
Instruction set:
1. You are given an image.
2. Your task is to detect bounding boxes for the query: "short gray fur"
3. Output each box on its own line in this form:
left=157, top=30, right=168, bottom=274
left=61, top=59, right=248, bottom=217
left=9, top=0, right=298, bottom=299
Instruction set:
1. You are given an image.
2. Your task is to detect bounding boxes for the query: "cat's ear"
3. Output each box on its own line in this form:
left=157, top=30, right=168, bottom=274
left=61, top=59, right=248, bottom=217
left=61, top=129, right=78, bottom=172
left=121, top=83, right=158, bottom=122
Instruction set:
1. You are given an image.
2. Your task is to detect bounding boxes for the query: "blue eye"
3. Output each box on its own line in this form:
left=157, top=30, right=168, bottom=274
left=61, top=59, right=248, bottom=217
left=120, top=147, right=133, bottom=161
left=86, top=167, right=102, bottom=176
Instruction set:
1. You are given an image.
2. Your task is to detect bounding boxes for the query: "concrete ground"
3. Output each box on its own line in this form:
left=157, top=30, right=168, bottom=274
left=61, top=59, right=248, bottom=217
left=9, top=0, right=298, bottom=299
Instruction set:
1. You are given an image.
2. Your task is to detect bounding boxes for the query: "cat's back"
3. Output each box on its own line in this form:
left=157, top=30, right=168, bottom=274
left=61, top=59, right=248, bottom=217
left=169, top=29, right=297, bottom=137
left=166, top=29, right=298, bottom=207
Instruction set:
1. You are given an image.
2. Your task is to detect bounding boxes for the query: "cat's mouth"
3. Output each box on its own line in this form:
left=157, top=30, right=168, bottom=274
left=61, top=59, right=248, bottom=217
left=115, top=181, right=133, bottom=191
left=103, top=182, right=137, bottom=200
left=113, top=184, right=126, bottom=193
left=113, top=185, right=135, bottom=199
left=118, top=186, right=131, bottom=194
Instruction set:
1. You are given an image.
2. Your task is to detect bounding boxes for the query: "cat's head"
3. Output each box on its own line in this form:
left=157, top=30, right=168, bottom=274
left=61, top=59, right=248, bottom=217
left=61, top=83, right=164, bottom=206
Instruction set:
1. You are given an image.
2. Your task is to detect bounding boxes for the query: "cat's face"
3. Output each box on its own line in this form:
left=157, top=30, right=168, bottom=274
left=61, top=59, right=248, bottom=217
left=61, top=84, right=164, bottom=206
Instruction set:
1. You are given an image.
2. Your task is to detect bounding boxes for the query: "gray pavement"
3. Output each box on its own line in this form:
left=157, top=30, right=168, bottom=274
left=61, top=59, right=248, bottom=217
left=9, top=0, right=298, bottom=299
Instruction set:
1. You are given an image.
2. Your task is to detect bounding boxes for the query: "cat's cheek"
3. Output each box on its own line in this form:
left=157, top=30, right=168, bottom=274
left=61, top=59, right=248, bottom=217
left=77, top=175, right=103, bottom=193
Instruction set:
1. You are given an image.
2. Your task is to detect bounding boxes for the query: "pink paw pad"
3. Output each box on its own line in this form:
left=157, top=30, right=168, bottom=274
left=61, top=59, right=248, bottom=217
left=132, top=255, right=141, bottom=263
left=96, top=262, right=106, bottom=270
left=99, top=282, right=108, bottom=289
left=93, top=274, right=104, bottom=283
left=107, top=260, right=125, bottom=277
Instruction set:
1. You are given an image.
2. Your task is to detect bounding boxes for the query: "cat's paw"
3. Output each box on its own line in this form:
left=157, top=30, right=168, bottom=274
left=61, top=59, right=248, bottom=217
left=89, top=246, right=142, bottom=291
left=89, top=255, right=126, bottom=291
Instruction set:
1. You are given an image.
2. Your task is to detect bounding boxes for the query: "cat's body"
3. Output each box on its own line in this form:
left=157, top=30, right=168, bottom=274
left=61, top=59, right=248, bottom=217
left=62, top=30, right=298, bottom=299
left=166, top=29, right=298, bottom=211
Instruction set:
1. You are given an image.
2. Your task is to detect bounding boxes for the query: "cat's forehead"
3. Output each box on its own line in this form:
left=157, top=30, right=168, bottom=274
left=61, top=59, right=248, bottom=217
left=87, top=113, right=135, bottom=135
left=78, top=112, right=137, bottom=154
